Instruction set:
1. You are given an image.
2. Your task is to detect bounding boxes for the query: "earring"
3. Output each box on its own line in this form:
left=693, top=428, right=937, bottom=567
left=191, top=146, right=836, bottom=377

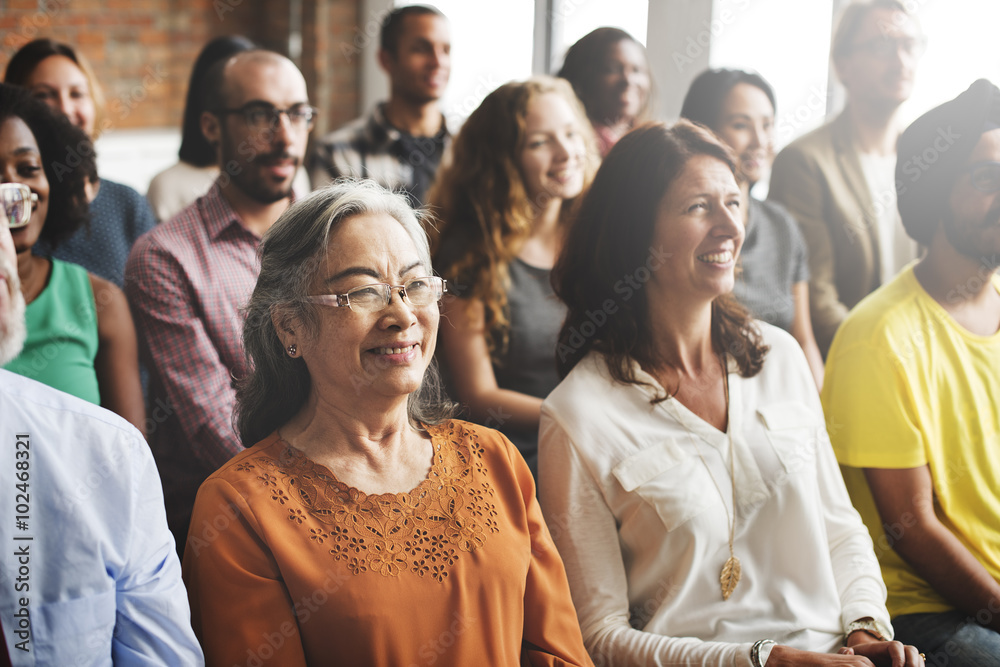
left=286, top=344, right=297, bottom=357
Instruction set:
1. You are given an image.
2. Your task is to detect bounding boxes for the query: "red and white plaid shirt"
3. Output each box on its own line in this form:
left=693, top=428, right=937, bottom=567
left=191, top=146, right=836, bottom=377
left=125, top=181, right=264, bottom=540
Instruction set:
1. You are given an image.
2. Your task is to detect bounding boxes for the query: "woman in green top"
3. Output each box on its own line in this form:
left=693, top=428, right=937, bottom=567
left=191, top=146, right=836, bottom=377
left=0, top=83, right=145, bottom=434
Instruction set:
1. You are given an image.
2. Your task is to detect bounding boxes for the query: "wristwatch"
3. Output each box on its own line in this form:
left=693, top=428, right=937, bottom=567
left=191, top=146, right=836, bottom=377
left=845, top=618, right=891, bottom=641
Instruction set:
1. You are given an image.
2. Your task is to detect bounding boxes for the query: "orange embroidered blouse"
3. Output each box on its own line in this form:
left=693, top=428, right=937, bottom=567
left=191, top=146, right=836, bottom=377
left=182, top=420, right=593, bottom=666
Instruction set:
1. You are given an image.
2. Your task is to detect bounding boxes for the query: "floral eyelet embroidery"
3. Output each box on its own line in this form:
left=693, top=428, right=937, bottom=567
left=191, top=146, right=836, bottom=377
left=251, top=422, right=498, bottom=581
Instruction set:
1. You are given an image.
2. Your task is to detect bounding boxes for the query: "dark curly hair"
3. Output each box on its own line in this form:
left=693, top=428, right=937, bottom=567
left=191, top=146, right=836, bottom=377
left=0, top=83, right=93, bottom=248
left=553, top=120, right=768, bottom=395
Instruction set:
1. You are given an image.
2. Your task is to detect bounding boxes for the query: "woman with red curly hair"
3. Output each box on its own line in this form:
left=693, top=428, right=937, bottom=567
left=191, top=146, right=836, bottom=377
left=428, top=75, right=598, bottom=480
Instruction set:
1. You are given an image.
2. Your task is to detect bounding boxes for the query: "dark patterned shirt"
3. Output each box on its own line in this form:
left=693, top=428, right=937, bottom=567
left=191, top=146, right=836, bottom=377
left=310, top=103, right=451, bottom=206
left=35, top=178, right=156, bottom=287
left=124, top=181, right=260, bottom=543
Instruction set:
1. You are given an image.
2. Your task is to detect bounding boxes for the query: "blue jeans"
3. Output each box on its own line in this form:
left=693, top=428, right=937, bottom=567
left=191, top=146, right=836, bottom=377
left=893, top=610, right=1000, bottom=667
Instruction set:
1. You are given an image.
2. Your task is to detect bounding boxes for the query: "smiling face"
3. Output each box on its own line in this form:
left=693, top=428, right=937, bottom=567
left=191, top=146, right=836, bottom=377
left=300, top=212, right=438, bottom=405
left=943, top=128, right=1000, bottom=268
left=381, top=13, right=451, bottom=105
left=518, top=91, right=588, bottom=204
left=646, top=154, right=744, bottom=310
left=0, top=117, right=50, bottom=256
left=591, top=38, right=650, bottom=125
left=23, top=55, right=97, bottom=138
left=836, top=8, right=921, bottom=110
left=714, top=82, right=775, bottom=186
left=206, top=54, right=311, bottom=205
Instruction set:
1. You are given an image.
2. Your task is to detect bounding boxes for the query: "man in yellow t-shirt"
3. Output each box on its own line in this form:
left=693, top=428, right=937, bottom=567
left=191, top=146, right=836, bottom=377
left=824, top=78, right=1000, bottom=666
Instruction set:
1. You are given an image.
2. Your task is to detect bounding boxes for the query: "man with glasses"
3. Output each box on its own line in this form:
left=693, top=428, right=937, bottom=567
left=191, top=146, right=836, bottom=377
left=0, top=185, right=203, bottom=663
left=770, top=0, right=924, bottom=355
left=124, top=49, right=315, bottom=551
left=824, top=79, right=1000, bottom=665
left=310, top=5, right=451, bottom=206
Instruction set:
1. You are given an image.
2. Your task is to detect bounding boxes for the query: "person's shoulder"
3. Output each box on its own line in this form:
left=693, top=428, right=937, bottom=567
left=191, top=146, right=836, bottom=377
left=753, top=320, right=811, bottom=375
left=205, top=432, right=284, bottom=484
left=135, top=193, right=211, bottom=251
left=543, top=353, right=627, bottom=422
left=96, top=178, right=153, bottom=219
left=835, top=269, right=925, bottom=348
left=752, top=197, right=797, bottom=227
left=427, top=419, right=522, bottom=471
left=99, top=177, right=144, bottom=202
left=0, top=370, right=144, bottom=453
left=826, top=269, right=934, bottom=368
left=316, top=112, right=371, bottom=148
left=777, top=116, right=838, bottom=157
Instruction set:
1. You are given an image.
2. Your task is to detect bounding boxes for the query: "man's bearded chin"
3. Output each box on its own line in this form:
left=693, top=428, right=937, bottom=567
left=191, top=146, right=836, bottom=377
left=0, top=256, right=27, bottom=366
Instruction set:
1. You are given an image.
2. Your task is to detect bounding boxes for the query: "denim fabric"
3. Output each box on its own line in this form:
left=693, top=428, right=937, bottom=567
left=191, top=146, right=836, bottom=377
left=893, top=610, right=1000, bottom=667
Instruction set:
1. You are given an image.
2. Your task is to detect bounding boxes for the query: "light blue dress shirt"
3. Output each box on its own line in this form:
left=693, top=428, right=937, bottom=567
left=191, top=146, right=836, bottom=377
left=0, top=370, right=203, bottom=665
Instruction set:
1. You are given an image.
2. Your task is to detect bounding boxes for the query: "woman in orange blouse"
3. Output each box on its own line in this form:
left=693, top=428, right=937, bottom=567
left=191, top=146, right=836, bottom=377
left=182, top=179, right=592, bottom=667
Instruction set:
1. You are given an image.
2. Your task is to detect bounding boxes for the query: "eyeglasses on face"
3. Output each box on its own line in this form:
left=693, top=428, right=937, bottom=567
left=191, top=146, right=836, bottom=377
left=1, top=183, right=39, bottom=230
left=217, top=103, right=318, bottom=131
left=851, top=36, right=927, bottom=59
left=963, top=161, right=1000, bottom=194
left=305, top=276, right=447, bottom=313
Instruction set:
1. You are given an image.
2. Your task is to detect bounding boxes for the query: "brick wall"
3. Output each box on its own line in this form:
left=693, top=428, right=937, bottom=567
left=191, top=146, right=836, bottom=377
left=0, top=0, right=361, bottom=135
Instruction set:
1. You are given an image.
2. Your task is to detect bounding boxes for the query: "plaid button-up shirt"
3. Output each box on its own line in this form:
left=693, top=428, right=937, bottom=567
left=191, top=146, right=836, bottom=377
left=309, top=102, right=451, bottom=206
left=125, top=182, right=261, bottom=542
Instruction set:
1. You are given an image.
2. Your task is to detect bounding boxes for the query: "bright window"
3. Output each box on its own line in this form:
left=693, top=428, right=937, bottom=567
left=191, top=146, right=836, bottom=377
left=554, top=0, right=649, bottom=66
left=902, top=1, right=1000, bottom=125
left=709, top=0, right=834, bottom=150
left=397, top=0, right=535, bottom=126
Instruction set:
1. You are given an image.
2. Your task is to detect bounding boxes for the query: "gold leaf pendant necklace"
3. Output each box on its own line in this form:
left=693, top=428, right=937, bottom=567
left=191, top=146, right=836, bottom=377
left=679, top=352, right=741, bottom=600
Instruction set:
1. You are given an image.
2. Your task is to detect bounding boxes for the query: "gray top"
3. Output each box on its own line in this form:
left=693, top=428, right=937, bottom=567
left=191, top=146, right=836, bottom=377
left=733, top=197, right=809, bottom=332
left=492, top=257, right=566, bottom=480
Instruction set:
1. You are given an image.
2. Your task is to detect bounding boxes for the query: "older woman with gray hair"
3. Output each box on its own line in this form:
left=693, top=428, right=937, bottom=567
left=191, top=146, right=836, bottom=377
left=182, top=179, right=592, bottom=667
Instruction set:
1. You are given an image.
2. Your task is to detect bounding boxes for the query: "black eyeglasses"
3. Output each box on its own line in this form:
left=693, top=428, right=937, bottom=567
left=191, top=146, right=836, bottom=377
left=216, top=103, right=318, bottom=131
left=1, top=183, right=39, bottom=230
left=305, top=277, right=447, bottom=314
left=963, top=161, right=1000, bottom=194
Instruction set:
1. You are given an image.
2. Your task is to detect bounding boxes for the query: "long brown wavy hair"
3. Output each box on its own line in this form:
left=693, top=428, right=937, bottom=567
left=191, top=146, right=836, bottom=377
left=552, top=120, right=768, bottom=396
left=428, top=76, right=598, bottom=358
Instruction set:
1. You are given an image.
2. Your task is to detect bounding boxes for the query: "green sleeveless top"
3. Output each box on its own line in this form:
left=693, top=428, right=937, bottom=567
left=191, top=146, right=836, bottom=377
left=4, top=259, right=100, bottom=404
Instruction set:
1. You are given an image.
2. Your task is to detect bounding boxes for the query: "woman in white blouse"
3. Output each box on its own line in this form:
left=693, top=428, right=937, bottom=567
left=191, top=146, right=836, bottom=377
left=539, top=120, right=922, bottom=667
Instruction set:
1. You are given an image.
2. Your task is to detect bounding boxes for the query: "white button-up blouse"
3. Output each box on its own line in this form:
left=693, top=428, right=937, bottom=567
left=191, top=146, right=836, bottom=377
left=539, top=323, right=890, bottom=666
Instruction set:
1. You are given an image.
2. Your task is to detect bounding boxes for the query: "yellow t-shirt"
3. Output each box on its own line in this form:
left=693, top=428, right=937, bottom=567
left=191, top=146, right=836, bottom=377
left=822, top=265, right=1000, bottom=619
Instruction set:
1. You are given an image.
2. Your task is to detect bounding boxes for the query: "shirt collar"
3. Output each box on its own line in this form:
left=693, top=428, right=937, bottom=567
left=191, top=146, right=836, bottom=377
left=202, top=177, right=298, bottom=241
left=364, top=102, right=451, bottom=151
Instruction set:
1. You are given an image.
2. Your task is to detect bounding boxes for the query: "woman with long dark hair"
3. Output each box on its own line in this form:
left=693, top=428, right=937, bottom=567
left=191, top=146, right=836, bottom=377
left=539, top=120, right=921, bottom=666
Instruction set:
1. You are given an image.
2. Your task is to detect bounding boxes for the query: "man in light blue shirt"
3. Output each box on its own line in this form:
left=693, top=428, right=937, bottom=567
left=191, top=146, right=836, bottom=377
left=0, top=188, right=202, bottom=664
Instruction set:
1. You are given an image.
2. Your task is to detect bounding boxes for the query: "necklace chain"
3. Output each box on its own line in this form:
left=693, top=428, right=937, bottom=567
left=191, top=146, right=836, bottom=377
left=674, top=351, right=742, bottom=600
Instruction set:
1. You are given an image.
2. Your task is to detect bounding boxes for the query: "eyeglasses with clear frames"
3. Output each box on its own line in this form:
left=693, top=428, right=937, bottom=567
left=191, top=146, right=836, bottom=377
left=1, top=183, right=39, bottom=230
left=305, top=276, right=447, bottom=313
left=216, top=103, right=319, bottom=131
